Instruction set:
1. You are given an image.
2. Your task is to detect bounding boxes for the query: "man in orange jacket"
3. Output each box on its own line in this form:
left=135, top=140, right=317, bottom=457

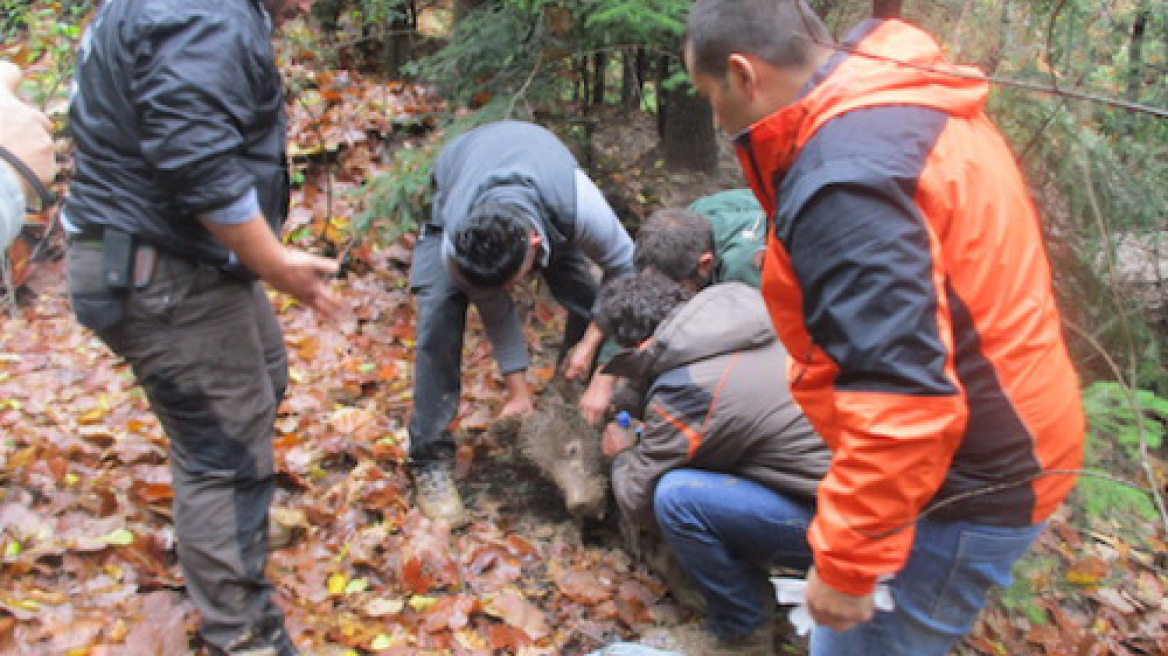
left=683, top=1, right=1085, bottom=653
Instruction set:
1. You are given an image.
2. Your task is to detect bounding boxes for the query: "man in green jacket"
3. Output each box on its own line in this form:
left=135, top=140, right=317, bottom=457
left=653, top=189, right=767, bottom=289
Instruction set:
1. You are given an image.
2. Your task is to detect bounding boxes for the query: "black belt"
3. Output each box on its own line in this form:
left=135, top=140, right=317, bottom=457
left=68, top=222, right=106, bottom=242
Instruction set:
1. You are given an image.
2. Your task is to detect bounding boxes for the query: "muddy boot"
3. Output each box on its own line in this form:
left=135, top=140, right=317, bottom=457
left=712, top=624, right=774, bottom=656
left=645, top=537, right=707, bottom=614
left=208, top=623, right=298, bottom=656
left=640, top=621, right=773, bottom=656
left=412, top=461, right=469, bottom=527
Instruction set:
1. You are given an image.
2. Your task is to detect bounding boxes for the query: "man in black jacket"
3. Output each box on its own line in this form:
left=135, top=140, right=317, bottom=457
left=63, top=1, right=339, bottom=654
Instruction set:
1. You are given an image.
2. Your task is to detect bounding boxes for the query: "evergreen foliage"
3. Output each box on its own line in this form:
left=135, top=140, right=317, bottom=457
left=976, top=0, right=1166, bottom=396
left=404, top=0, right=688, bottom=116
left=1082, top=381, right=1165, bottom=461
left=405, top=1, right=550, bottom=112
left=1076, top=381, right=1166, bottom=526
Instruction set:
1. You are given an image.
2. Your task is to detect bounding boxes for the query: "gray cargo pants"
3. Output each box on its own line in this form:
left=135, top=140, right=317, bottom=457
left=66, top=242, right=296, bottom=656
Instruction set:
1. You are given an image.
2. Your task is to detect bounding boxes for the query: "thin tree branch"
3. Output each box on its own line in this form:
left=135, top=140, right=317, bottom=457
left=1044, top=0, right=1070, bottom=96
left=809, top=36, right=1168, bottom=118
left=506, top=51, right=544, bottom=120
left=1075, top=149, right=1168, bottom=539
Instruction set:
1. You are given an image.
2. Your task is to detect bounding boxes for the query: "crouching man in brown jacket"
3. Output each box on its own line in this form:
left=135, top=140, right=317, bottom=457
left=595, top=270, right=831, bottom=655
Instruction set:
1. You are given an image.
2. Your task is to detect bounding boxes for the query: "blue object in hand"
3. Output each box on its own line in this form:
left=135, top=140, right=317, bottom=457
left=615, top=411, right=631, bottom=429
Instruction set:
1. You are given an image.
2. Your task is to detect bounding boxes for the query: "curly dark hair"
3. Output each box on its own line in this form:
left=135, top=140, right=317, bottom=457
left=450, top=202, right=530, bottom=288
left=595, top=269, right=695, bottom=348
left=633, top=208, right=714, bottom=287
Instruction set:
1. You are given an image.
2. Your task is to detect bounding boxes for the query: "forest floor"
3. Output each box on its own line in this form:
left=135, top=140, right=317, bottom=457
left=1, top=53, right=1165, bottom=656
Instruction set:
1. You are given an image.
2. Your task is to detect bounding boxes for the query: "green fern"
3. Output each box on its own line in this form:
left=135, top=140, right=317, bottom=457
left=1075, top=380, right=1165, bottom=525
left=1082, top=380, right=1166, bottom=456
left=356, top=143, right=437, bottom=244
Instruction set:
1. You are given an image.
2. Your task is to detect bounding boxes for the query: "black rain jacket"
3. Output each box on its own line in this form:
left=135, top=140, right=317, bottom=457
left=65, top=0, right=288, bottom=272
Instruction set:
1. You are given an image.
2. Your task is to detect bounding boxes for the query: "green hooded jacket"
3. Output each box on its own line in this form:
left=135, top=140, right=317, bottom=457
left=687, top=189, right=766, bottom=288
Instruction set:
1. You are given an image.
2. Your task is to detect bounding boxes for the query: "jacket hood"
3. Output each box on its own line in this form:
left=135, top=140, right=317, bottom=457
left=631, top=282, right=775, bottom=380
left=809, top=19, right=989, bottom=121
left=736, top=20, right=990, bottom=214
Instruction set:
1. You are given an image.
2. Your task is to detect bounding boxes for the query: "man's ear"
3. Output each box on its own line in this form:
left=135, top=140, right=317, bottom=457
left=727, top=53, right=758, bottom=96
left=697, top=251, right=715, bottom=277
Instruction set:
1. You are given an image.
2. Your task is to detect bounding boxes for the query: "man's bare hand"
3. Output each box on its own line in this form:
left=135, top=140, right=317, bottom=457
left=269, top=247, right=343, bottom=319
left=563, top=323, right=605, bottom=380
left=0, top=62, right=58, bottom=192
left=200, top=215, right=344, bottom=321
left=805, top=567, right=874, bottom=632
left=563, top=343, right=593, bottom=380
left=601, top=421, right=636, bottom=457
left=577, top=373, right=617, bottom=425
left=499, top=394, right=534, bottom=419
left=499, top=371, right=534, bottom=419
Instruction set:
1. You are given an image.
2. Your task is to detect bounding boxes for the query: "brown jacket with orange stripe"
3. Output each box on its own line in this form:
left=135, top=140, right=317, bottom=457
left=734, top=19, right=1085, bottom=596
left=605, top=282, right=831, bottom=528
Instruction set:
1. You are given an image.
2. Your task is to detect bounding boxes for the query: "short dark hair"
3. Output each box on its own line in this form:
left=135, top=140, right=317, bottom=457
left=595, top=269, right=695, bottom=348
left=634, top=208, right=713, bottom=286
left=450, top=203, right=530, bottom=288
left=685, top=0, right=831, bottom=77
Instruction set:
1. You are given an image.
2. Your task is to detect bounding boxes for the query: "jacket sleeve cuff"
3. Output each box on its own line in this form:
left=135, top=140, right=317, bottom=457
left=197, top=187, right=261, bottom=225
left=809, top=508, right=910, bottom=595
left=813, top=554, right=881, bottom=596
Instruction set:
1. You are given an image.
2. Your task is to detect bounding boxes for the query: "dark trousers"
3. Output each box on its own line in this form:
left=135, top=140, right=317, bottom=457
left=66, top=243, right=295, bottom=656
left=407, top=226, right=596, bottom=464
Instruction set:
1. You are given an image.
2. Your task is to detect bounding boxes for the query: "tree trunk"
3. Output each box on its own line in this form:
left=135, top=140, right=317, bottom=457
left=576, top=57, right=590, bottom=107
left=592, top=52, right=607, bottom=107
left=1126, top=9, right=1148, bottom=102
left=578, top=56, right=592, bottom=108
left=1123, top=7, right=1149, bottom=141
left=311, top=0, right=345, bottom=33
left=378, top=1, right=417, bottom=77
left=655, top=55, right=670, bottom=139
left=979, top=0, right=1012, bottom=75
left=662, top=81, right=717, bottom=173
left=620, top=48, right=647, bottom=109
left=873, top=0, right=901, bottom=18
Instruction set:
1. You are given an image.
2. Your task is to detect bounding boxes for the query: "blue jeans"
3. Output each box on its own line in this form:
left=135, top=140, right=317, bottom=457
left=811, top=519, right=1044, bottom=656
left=653, top=469, right=815, bottom=640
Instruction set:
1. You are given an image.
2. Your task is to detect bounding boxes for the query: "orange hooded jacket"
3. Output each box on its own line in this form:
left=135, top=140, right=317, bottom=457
left=735, top=19, right=1085, bottom=595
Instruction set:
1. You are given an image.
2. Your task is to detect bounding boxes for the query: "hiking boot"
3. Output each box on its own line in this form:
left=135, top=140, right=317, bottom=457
left=412, top=461, right=469, bottom=527
left=645, top=537, right=708, bottom=614
left=639, top=621, right=773, bottom=656
left=714, top=626, right=773, bottom=656
left=228, top=648, right=277, bottom=656
left=268, top=506, right=305, bottom=551
left=203, top=622, right=299, bottom=656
